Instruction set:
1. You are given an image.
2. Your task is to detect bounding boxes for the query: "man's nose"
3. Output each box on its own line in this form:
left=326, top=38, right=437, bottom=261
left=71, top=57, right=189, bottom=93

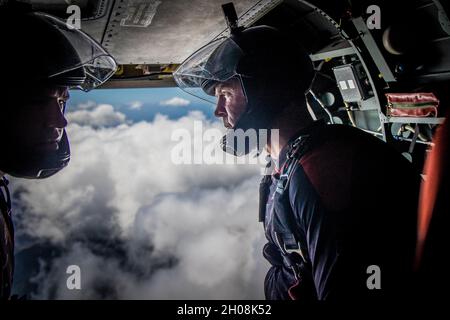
left=46, top=101, right=68, bottom=129
left=214, top=97, right=227, bottom=118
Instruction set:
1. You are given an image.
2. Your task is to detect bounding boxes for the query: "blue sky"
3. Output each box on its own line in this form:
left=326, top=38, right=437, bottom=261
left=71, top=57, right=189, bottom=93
left=68, top=87, right=216, bottom=123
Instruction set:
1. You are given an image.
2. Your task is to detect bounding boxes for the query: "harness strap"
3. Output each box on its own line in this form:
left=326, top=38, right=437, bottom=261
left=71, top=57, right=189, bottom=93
left=0, top=177, right=11, bottom=219
left=259, top=175, right=272, bottom=223
left=272, top=134, right=313, bottom=280
left=276, top=134, right=310, bottom=195
left=0, top=176, right=13, bottom=299
left=259, top=158, right=274, bottom=224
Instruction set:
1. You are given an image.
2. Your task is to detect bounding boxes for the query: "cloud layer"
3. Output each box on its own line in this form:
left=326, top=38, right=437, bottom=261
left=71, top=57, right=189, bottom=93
left=128, top=101, right=143, bottom=110
left=11, top=107, right=268, bottom=299
left=66, top=104, right=127, bottom=128
left=160, top=97, right=191, bottom=107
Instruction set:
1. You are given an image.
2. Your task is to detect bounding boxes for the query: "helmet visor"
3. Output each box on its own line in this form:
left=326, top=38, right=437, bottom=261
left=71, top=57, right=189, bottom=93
left=34, top=12, right=117, bottom=91
left=173, top=37, right=244, bottom=104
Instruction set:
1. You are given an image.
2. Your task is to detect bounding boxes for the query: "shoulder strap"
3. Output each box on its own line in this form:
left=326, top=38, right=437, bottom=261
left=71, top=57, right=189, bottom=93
left=0, top=176, right=12, bottom=219
left=275, top=134, right=310, bottom=196
left=271, top=134, right=315, bottom=281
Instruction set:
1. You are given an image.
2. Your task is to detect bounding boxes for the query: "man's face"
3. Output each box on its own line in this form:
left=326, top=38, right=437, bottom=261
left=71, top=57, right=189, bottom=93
left=214, top=78, right=247, bottom=128
left=1, top=85, right=69, bottom=154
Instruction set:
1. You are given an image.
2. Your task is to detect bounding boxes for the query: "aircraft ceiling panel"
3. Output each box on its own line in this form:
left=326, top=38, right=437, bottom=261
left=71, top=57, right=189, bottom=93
left=97, top=0, right=264, bottom=65
left=27, top=0, right=275, bottom=64
left=28, top=0, right=113, bottom=44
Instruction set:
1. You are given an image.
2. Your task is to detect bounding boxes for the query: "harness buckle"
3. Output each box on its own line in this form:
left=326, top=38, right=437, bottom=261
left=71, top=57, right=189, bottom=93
left=275, top=174, right=288, bottom=194
left=284, top=242, right=306, bottom=262
left=275, top=232, right=306, bottom=263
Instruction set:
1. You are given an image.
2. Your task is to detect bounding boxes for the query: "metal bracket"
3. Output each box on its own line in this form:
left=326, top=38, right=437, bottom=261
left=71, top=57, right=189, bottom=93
left=352, top=17, right=396, bottom=82
left=385, top=116, right=445, bottom=125
left=408, top=124, right=420, bottom=154
left=222, top=2, right=240, bottom=34
left=214, top=0, right=282, bottom=39
left=433, top=0, right=450, bottom=36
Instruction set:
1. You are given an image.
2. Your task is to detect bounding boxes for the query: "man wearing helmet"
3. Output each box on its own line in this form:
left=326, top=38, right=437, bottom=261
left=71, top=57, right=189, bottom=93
left=174, top=8, right=421, bottom=300
left=0, top=6, right=116, bottom=299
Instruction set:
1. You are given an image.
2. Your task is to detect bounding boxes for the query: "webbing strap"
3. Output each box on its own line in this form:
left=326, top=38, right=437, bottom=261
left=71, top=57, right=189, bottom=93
left=272, top=134, right=313, bottom=281
left=0, top=177, right=11, bottom=218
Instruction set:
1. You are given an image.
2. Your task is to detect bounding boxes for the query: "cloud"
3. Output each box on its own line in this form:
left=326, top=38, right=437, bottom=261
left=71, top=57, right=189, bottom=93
left=74, top=100, right=96, bottom=110
left=128, top=101, right=143, bottom=110
left=10, top=111, right=269, bottom=299
left=160, top=97, right=191, bottom=107
left=66, top=104, right=127, bottom=128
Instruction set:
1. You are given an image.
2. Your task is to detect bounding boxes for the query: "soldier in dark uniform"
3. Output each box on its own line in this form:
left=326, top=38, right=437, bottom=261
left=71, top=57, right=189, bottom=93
left=174, top=23, right=421, bottom=300
left=0, top=6, right=116, bottom=299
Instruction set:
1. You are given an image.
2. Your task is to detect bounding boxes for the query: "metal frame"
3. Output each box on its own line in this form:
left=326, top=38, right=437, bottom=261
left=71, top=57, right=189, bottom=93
left=309, top=40, right=355, bottom=61
left=295, top=1, right=391, bottom=141
left=214, top=0, right=283, bottom=39
left=351, top=17, right=396, bottom=83
left=382, top=116, right=445, bottom=125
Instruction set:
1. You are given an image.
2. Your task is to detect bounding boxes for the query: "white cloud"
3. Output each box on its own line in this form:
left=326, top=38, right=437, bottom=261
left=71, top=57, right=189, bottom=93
left=74, top=100, right=96, bottom=110
left=128, top=101, right=143, bottom=110
left=10, top=111, right=269, bottom=299
left=160, top=97, right=191, bottom=107
left=66, top=104, right=127, bottom=128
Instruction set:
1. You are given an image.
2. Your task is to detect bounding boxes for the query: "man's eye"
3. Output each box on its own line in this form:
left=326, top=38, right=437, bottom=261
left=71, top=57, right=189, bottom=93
left=57, top=99, right=67, bottom=111
left=222, top=91, right=233, bottom=98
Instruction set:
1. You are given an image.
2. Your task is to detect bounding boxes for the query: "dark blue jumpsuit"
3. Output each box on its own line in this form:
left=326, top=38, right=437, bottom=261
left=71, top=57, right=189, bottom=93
left=262, top=123, right=420, bottom=300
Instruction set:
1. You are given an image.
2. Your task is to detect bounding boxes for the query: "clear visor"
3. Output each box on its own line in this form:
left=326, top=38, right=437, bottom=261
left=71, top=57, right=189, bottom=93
left=173, top=37, right=244, bottom=104
left=35, top=12, right=117, bottom=91
left=76, top=55, right=118, bottom=91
